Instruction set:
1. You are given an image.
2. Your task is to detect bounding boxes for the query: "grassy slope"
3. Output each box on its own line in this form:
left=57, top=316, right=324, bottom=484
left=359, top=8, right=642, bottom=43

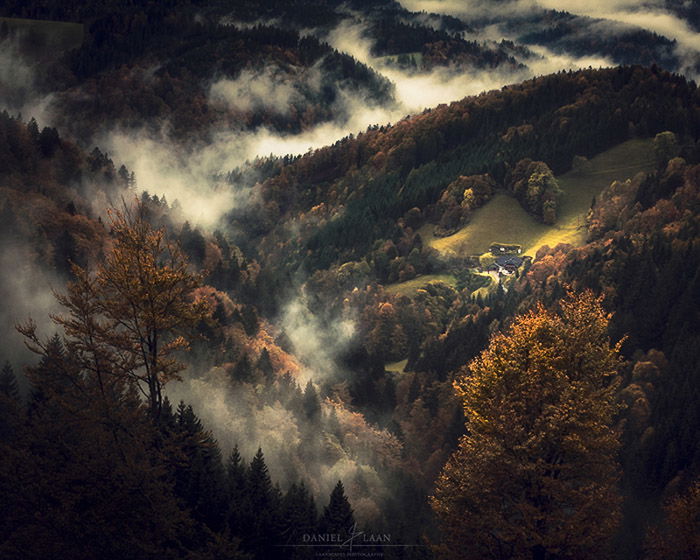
left=385, top=138, right=653, bottom=296
left=423, top=138, right=654, bottom=257
left=385, top=358, right=408, bottom=373
left=384, top=273, right=457, bottom=296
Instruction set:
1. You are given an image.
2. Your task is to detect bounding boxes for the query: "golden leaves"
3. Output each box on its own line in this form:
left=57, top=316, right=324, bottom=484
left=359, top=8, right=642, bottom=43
left=47, top=201, right=211, bottom=416
left=432, top=291, right=623, bottom=559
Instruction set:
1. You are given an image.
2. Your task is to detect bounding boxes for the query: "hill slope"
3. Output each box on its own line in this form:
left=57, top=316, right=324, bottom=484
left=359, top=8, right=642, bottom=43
left=423, top=138, right=655, bottom=257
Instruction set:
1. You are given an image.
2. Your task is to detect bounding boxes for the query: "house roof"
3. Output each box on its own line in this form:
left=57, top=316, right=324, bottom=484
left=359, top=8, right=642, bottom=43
left=495, top=256, right=524, bottom=268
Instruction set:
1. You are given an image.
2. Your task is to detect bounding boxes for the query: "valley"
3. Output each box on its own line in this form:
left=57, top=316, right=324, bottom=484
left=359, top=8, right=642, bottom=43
left=0, top=2, right=698, bottom=560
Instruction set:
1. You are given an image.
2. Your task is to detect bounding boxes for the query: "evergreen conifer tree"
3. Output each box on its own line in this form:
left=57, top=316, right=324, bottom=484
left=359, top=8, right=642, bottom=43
left=0, top=361, right=19, bottom=401
left=173, top=402, right=227, bottom=532
left=281, top=482, right=318, bottom=559
left=241, top=448, right=282, bottom=558
left=226, top=445, right=248, bottom=535
left=319, top=481, right=355, bottom=540
left=302, top=380, right=321, bottom=422
left=0, top=361, right=21, bottom=442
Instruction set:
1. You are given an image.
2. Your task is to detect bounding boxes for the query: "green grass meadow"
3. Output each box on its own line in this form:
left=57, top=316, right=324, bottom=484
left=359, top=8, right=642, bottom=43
left=390, top=138, right=654, bottom=296
left=424, top=138, right=654, bottom=258
left=384, top=273, right=457, bottom=296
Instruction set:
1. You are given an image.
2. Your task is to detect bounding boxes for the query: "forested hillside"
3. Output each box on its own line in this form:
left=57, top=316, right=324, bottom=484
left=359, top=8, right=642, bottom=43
left=245, top=66, right=698, bottom=272
left=1, top=1, right=700, bottom=559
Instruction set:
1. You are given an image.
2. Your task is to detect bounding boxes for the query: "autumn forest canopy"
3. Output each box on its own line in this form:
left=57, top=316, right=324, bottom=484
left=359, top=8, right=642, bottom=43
left=0, top=1, right=700, bottom=559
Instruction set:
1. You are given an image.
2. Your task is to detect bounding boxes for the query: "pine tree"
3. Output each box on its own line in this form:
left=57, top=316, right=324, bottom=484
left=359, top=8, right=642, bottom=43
left=281, top=482, right=317, bottom=559
left=431, top=291, right=623, bottom=560
left=227, top=445, right=247, bottom=495
left=160, top=396, right=176, bottom=431
left=0, top=361, right=19, bottom=401
left=1, top=331, right=196, bottom=559
left=226, top=445, right=248, bottom=535
left=53, top=229, right=78, bottom=276
left=319, top=481, right=355, bottom=540
left=173, top=402, right=227, bottom=532
left=241, top=305, right=259, bottom=337
left=326, top=406, right=341, bottom=436
left=25, top=334, right=70, bottom=418
left=256, top=348, right=275, bottom=386
left=248, top=448, right=274, bottom=509
left=231, top=354, right=253, bottom=384
left=240, top=448, right=282, bottom=557
left=0, top=361, right=21, bottom=442
left=302, top=380, right=321, bottom=422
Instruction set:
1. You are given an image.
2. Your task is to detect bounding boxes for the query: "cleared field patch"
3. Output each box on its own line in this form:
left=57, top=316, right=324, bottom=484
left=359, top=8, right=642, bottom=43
left=423, top=138, right=654, bottom=257
left=385, top=359, right=408, bottom=373
left=421, top=194, right=536, bottom=256
left=376, top=52, right=423, bottom=67
left=471, top=270, right=497, bottom=299
left=1, top=17, right=84, bottom=52
left=384, top=273, right=456, bottom=296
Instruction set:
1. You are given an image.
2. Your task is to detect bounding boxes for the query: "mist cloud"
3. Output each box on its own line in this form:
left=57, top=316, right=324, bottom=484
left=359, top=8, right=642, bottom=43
left=240, top=90, right=402, bottom=157
left=543, top=3, right=699, bottom=78
left=98, top=84, right=405, bottom=229
left=280, top=295, right=355, bottom=384
left=399, top=0, right=700, bottom=78
left=327, top=20, right=613, bottom=114
left=0, top=240, right=65, bottom=391
left=93, top=14, right=630, bottom=231
left=525, top=45, right=613, bottom=75
left=0, top=35, right=54, bottom=125
left=166, top=366, right=401, bottom=521
left=209, top=65, right=323, bottom=116
left=0, top=38, right=33, bottom=110
left=326, top=20, right=514, bottom=113
left=100, top=129, right=240, bottom=229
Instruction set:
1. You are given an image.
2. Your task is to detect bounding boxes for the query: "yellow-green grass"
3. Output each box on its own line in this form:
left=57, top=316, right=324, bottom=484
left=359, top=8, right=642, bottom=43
left=420, top=194, right=535, bottom=255
left=422, top=138, right=655, bottom=257
left=385, top=359, right=408, bottom=373
left=472, top=284, right=491, bottom=299
left=384, top=273, right=457, bottom=296
left=1, top=17, right=84, bottom=52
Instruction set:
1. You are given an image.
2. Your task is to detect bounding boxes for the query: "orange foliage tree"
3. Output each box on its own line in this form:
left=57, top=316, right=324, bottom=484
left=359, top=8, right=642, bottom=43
left=645, top=479, right=700, bottom=559
left=20, top=201, right=211, bottom=419
left=431, top=291, right=623, bottom=560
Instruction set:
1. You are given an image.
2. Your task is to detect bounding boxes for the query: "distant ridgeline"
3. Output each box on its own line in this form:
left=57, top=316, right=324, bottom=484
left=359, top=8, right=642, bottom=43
left=0, top=2, right=396, bottom=143
left=240, top=65, right=699, bottom=271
